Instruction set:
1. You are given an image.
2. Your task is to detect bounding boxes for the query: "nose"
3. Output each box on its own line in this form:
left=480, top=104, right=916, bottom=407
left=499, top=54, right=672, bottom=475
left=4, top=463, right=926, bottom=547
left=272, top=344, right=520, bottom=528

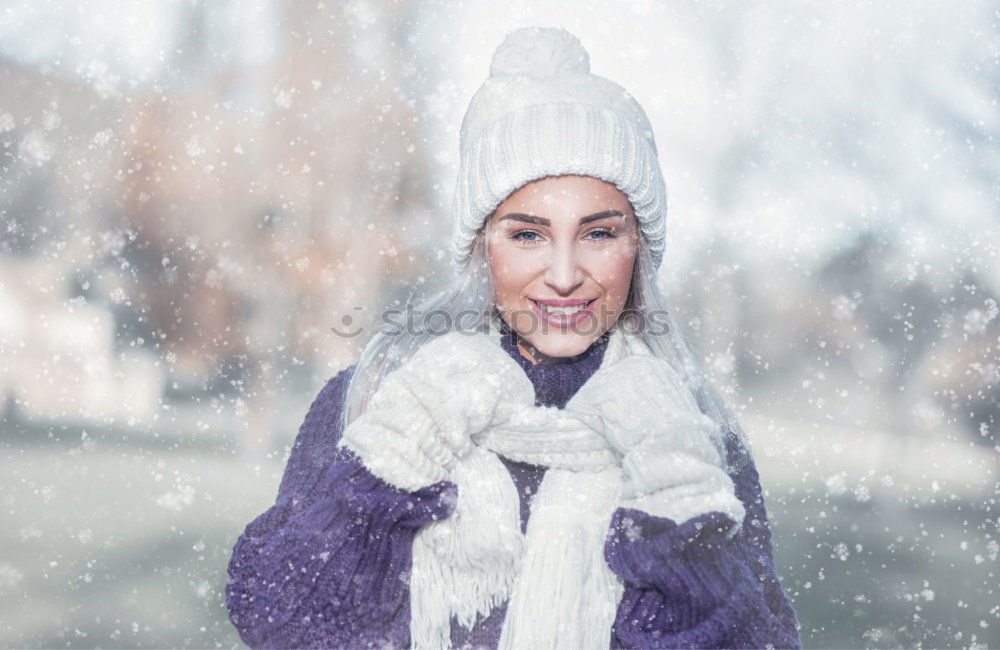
left=543, top=240, right=584, bottom=295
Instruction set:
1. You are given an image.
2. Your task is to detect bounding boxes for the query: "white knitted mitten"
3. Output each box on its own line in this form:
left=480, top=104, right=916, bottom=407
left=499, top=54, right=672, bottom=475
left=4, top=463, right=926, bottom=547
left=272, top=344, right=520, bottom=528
left=567, top=353, right=746, bottom=531
left=339, top=330, right=534, bottom=490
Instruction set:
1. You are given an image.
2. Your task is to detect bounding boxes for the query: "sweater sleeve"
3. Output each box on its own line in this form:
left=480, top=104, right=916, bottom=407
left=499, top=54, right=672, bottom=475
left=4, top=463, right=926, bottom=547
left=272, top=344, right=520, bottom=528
left=225, top=366, right=459, bottom=649
left=604, top=434, right=802, bottom=650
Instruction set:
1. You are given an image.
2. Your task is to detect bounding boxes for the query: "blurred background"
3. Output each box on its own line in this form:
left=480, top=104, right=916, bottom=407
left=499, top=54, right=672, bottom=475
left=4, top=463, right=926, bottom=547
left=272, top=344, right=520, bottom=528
left=0, top=0, right=997, bottom=647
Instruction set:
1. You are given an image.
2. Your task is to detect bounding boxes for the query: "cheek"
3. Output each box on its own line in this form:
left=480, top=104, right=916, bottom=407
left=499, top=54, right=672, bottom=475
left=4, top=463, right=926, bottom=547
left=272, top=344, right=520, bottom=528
left=586, top=248, right=636, bottom=296
left=488, top=240, right=538, bottom=294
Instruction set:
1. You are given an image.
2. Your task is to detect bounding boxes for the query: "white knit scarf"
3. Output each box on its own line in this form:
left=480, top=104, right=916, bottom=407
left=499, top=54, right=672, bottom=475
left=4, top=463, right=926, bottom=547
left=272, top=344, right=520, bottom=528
left=339, top=317, right=746, bottom=650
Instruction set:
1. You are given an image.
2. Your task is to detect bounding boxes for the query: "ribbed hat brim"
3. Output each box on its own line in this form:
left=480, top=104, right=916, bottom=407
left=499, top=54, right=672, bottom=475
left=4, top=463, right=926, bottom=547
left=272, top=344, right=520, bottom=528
left=450, top=102, right=667, bottom=269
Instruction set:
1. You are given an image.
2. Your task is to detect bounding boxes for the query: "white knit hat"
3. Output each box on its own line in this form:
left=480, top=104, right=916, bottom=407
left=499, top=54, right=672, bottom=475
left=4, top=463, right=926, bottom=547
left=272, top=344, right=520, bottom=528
left=450, top=26, right=668, bottom=270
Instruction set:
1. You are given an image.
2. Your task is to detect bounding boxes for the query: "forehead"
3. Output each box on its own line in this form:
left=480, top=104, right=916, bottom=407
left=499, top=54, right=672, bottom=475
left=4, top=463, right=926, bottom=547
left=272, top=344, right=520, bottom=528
left=497, top=175, right=633, bottom=214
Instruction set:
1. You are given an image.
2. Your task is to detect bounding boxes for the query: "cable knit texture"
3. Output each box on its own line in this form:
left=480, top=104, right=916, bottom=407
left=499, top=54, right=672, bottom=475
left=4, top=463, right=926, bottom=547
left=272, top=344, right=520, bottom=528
left=225, top=323, right=802, bottom=649
left=450, top=26, right=668, bottom=271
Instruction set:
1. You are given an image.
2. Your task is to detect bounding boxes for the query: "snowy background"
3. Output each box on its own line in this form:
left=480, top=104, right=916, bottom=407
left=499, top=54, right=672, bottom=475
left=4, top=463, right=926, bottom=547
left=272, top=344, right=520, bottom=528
left=1, top=0, right=998, bottom=647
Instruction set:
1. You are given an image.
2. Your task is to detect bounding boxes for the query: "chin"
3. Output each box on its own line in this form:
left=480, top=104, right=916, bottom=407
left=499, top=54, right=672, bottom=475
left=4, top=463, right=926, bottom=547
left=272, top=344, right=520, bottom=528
left=527, top=331, right=598, bottom=359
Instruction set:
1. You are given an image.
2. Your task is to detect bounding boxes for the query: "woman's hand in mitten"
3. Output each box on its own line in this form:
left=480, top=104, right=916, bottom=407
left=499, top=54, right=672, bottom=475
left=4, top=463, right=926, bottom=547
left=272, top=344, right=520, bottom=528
left=401, top=330, right=535, bottom=435
left=339, top=330, right=533, bottom=491
left=568, top=353, right=720, bottom=461
left=567, top=353, right=743, bottom=528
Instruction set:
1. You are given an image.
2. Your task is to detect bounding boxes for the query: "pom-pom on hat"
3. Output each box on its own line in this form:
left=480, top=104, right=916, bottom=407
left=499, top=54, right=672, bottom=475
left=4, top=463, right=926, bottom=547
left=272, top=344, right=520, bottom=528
left=450, top=26, right=668, bottom=270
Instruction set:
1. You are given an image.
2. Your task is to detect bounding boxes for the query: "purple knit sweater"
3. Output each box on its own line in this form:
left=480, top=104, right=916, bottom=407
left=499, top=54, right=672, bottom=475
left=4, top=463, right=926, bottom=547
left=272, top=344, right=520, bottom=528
left=226, top=325, right=802, bottom=649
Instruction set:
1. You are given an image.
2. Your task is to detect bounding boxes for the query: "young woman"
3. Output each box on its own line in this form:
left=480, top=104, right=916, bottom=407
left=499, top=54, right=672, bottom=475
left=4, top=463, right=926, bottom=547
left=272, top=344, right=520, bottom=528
left=226, top=26, right=802, bottom=650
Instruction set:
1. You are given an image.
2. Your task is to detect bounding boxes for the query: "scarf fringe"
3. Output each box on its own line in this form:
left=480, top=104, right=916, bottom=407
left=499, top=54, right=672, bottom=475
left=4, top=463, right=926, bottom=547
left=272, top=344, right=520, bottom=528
left=410, top=446, right=524, bottom=649
left=497, top=467, right=625, bottom=650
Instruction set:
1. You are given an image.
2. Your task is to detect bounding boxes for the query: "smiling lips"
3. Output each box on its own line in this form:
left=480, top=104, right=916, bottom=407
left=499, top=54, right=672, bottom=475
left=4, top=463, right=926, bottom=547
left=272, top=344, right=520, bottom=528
left=529, top=297, right=596, bottom=325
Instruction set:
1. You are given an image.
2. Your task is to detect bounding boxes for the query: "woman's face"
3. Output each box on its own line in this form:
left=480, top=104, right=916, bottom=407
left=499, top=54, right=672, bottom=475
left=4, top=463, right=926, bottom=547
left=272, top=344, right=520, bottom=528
left=486, top=174, right=639, bottom=364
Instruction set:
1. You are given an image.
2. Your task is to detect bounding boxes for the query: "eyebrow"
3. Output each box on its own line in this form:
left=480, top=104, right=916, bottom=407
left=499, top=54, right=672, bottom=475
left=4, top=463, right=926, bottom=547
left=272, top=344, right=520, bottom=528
left=498, top=209, right=624, bottom=227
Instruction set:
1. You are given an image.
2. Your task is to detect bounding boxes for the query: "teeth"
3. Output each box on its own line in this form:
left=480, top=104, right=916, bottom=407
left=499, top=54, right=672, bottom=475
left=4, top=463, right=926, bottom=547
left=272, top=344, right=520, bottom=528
left=538, top=302, right=587, bottom=316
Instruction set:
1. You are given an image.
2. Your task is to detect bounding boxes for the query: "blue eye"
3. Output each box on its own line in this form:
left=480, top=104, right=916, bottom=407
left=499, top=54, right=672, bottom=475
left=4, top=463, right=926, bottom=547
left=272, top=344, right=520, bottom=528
left=511, top=230, right=541, bottom=242
left=509, top=229, right=616, bottom=243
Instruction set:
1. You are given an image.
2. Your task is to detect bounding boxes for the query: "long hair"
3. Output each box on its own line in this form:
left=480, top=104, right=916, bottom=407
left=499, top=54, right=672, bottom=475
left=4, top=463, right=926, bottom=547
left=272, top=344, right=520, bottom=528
left=339, top=215, right=756, bottom=474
